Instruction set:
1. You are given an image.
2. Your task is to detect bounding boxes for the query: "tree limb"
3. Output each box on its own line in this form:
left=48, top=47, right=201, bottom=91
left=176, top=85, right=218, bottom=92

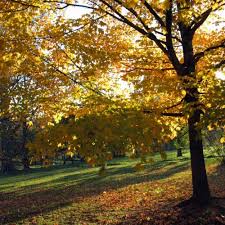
left=194, top=39, right=225, bottom=63
left=214, top=59, right=225, bottom=69
left=142, top=0, right=165, bottom=27
left=112, top=0, right=150, bottom=31
left=143, top=109, right=184, bottom=117
left=190, top=8, right=212, bottom=33
left=96, top=0, right=168, bottom=55
left=120, top=67, right=175, bottom=73
left=165, top=0, right=181, bottom=71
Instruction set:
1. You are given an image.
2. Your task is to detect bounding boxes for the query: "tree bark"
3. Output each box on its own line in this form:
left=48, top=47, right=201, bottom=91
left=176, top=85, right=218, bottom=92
left=1, top=159, right=15, bottom=174
left=177, top=147, right=182, bottom=157
left=176, top=133, right=183, bottom=157
left=178, top=26, right=211, bottom=204
left=188, top=106, right=211, bottom=204
left=21, top=121, right=30, bottom=170
left=22, top=157, right=30, bottom=170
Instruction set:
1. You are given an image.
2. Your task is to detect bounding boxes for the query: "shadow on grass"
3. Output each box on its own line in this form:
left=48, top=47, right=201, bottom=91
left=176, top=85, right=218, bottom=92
left=208, top=164, right=225, bottom=198
left=115, top=164, right=225, bottom=225
left=0, top=162, right=88, bottom=185
left=0, top=160, right=189, bottom=224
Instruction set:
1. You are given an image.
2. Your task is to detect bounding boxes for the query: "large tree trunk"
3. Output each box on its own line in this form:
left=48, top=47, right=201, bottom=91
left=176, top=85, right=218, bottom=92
left=187, top=100, right=211, bottom=204
left=178, top=27, right=211, bottom=204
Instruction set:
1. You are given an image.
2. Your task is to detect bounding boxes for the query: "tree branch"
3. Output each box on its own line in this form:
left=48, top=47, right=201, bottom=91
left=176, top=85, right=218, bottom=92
left=112, top=0, right=150, bottom=31
left=190, top=0, right=225, bottom=33
left=165, top=0, right=181, bottom=71
left=214, top=60, right=225, bottom=69
left=31, top=51, right=105, bottom=96
left=190, top=8, right=212, bottom=33
left=161, top=112, right=184, bottom=117
left=163, top=98, right=184, bottom=111
left=143, top=98, right=184, bottom=117
left=120, top=67, right=175, bottom=73
left=194, top=39, right=225, bottom=63
left=96, top=0, right=168, bottom=55
left=142, top=0, right=165, bottom=27
left=143, top=109, right=184, bottom=117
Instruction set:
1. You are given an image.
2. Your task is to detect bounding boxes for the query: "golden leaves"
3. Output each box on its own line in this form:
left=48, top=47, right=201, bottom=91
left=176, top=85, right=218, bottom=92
left=123, top=0, right=139, bottom=8
left=220, top=137, right=225, bottom=144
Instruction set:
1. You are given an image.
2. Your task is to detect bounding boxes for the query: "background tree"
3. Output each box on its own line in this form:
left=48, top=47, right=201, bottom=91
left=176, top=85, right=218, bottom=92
left=28, top=107, right=177, bottom=168
left=0, top=118, right=21, bottom=173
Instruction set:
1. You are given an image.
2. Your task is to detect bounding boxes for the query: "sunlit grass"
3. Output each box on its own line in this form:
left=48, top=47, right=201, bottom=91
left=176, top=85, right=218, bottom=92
left=0, top=149, right=220, bottom=225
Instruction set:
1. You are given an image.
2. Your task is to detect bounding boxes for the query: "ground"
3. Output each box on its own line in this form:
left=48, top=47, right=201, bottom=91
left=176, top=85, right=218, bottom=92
left=0, top=151, right=225, bottom=225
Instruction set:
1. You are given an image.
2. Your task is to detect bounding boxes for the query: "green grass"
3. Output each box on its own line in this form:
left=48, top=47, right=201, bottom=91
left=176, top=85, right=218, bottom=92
left=0, top=150, right=190, bottom=191
left=0, top=150, right=220, bottom=225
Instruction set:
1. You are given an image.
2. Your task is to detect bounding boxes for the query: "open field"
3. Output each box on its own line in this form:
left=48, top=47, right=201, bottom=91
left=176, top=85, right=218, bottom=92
left=0, top=150, right=225, bottom=225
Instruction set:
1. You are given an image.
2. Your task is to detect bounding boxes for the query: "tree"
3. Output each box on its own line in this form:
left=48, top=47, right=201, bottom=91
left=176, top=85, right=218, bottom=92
left=50, top=0, right=225, bottom=204
left=28, top=107, right=175, bottom=167
left=0, top=77, right=18, bottom=173
left=0, top=74, right=51, bottom=172
left=8, top=75, right=45, bottom=170
left=0, top=118, right=21, bottom=173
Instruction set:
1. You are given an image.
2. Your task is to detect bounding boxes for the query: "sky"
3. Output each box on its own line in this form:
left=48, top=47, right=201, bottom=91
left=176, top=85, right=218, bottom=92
left=64, top=3, right=91, bottom=19
left=215, top=71, right=225, bottom=81
left=64, top=7, right=89, bottom=19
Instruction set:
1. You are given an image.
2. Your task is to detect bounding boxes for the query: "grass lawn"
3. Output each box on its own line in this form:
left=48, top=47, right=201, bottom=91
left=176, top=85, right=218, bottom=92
left=0, top=150, right=225, bottom=225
